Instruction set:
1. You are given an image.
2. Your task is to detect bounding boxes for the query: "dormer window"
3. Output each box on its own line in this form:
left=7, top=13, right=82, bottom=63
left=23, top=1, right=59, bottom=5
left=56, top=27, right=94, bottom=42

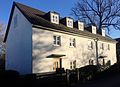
left=50, top=12, right=59, bottom=24
left=78, top=21, right=84, bottom=31
left=60, top=17, right=73, bottom=28
left=92, top=26, right=96, bottom=34
left=102, top=28, right=105, bottom=36
left=66, top=17, right=73, bottom=28
left=74, top=21, right=84, bottom=31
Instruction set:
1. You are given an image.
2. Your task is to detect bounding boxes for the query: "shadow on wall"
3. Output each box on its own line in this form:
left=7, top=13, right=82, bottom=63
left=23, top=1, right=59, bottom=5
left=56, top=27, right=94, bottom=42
left=32, top=29, right=62, bottom=72
left=80, top=46, right=108, bottom=66
left=32, top=29, right=110, bottom=72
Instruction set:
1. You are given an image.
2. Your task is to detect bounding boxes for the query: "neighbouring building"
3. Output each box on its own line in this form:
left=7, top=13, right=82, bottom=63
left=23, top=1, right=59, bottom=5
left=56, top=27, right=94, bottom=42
left=115, top=38, right=120, bottom=62
left=4, top=2, right=117, bottom=75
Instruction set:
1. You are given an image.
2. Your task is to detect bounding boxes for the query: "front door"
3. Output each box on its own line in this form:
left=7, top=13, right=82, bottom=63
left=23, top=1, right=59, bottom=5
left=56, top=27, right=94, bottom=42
left=53, top=58, right=62, bottom=71
left=53, top=61, right=59, bottom=70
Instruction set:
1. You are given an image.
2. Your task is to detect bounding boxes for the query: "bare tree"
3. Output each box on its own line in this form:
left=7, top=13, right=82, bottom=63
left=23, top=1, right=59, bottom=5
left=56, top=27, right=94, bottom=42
left=0, top=22, right=5, bottom=55
left=0, top=22, right=5, bottom=41
left=72, top=0, right=120, bottom=32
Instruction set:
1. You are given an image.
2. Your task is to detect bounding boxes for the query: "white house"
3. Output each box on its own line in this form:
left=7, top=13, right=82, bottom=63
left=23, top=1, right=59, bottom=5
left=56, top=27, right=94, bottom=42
left=4, top=2, right=117, bottom=75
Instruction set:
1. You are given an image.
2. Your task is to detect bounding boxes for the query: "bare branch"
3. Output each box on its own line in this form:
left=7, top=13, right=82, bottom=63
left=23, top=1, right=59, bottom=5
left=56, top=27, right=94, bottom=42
left=71, top=0, right=120, bottom=32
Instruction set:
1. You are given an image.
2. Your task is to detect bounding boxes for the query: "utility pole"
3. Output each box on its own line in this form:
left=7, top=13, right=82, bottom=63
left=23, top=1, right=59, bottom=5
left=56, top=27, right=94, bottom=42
left=94, top=38, right=99, bottom=66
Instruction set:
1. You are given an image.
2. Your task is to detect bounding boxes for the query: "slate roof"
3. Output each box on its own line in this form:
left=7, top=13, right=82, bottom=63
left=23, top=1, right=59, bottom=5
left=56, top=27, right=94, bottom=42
left=4, top=2, right=117, bottom=43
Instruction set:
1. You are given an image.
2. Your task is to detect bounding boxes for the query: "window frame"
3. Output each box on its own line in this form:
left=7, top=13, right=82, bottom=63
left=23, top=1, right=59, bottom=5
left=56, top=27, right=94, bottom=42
left=53, top=36, right=61, bottom=46
left=108, top=44, right=110, bottom=50
left=88, top=40, right=93, bottom=49
left=69, top=38, right=76, bottom=47
left=101, top=43, right=104, bottom=50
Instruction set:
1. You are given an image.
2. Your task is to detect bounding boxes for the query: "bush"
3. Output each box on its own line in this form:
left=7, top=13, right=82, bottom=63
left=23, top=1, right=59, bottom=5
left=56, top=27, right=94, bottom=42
left=0, top=70, right=20, bottom=79
left=24, top=74, right=36, bottom=80
left=92, top=63, right=120, bottom=80
left=79, top=65, right=98, bottom=81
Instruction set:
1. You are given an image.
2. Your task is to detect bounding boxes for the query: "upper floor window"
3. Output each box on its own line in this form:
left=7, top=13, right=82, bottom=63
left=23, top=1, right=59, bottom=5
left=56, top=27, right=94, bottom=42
left=88, top=41, right=93, bottom=49
left=70, top=38, right=76, bottom=47
left=53, top=36, right=61, bottom=46
left=14, top=14, right=18, bottom=28
left=108, top=44, right=110, bottom=50
left=101, top=43, right=104, bottom=50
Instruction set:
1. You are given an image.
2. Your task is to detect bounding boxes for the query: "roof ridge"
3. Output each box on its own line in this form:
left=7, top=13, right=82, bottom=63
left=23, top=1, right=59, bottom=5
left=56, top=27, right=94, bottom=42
left=14, top=1, right=46, bottom=15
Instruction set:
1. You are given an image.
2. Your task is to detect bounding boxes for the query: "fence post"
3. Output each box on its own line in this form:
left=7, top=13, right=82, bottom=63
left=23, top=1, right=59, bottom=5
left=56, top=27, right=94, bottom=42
left=66, top=69, right=70, bottom=86
left=76, top=68, right=79, bottom=82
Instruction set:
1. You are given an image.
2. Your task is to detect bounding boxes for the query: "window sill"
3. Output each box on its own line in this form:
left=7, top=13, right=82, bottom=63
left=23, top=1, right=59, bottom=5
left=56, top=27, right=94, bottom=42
left=69, top=46, right=75, bottom=48
left=53, top=44, right=61, bottom=47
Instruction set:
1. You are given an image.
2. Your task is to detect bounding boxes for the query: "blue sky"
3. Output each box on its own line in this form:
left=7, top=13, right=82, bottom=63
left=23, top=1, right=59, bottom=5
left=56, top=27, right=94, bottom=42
left=0, top=0, right=120, bottom=39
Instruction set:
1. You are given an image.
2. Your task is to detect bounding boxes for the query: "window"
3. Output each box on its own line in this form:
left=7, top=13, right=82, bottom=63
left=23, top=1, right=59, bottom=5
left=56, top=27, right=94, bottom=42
left=79, top=24, right=83, bottom=30
left=68, top=20, right=72, bottom=26
left=52, top=15, right=55, bottom=22
left=55, top=16, right=58, bottom=22
left=70, top=21, right=72, bottom=26
left=88, top=41, right=93, bottom=49
left=101, top=43, right=104, bottom=50
left=68, top=20, right=73, bottom=27
left=73, top=60, right=76, bottom=69
left=70, top=38, right=76, bottom=47
left=100, top=43, right=104, bottom=49
left=108, top=44, right=110, bottom=50
left=92, top=26, right=96, bottom=34
left=14, top=14, right=18, bottom=28
left=53, top=36, right=61, bottom=46
left=70, top=60, right=76, bottom=69
left=89, top=59, right=94, bottom=65
left=70, top=62, right=72, bottom=69
left=52, top=15, right=58, bottom=23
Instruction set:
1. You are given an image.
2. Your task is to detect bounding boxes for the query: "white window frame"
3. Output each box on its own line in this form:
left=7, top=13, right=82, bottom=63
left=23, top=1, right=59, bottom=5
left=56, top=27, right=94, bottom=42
left=70, top=60, right=76, bottom=69
left=101, top=43, right=104, bottom=50
left=70, top=38, right=76, bottom=47
left=108, top=44, right=110, bottom=50
left=52, top=15, right=58, bottom=23
left=88, top=41, right=93, bottom=49
left=53, top=36, right=61, bottom=46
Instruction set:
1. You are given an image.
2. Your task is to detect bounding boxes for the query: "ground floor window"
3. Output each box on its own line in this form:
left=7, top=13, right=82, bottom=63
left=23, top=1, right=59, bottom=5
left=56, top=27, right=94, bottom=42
left=89, top=59, right=94, bottom=65
left=70, top=60, right=76, bottom=69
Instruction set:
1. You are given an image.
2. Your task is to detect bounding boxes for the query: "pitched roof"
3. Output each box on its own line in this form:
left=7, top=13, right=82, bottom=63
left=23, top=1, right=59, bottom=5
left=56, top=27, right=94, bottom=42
left=4, top=2, right=117, bottom=43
